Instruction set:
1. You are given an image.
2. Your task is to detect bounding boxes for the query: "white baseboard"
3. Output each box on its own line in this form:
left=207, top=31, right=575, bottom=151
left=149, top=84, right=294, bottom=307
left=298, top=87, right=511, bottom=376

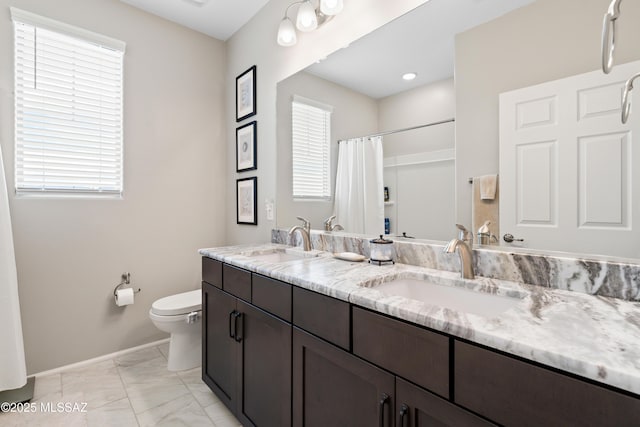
left=32, top=338, right=170, bottom=378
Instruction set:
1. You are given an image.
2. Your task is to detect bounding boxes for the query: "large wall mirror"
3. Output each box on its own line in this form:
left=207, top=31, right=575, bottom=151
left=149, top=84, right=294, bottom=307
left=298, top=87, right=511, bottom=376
left=276, top=0, right=640, bottom=261
left=277, top=0, right=531, bottom=241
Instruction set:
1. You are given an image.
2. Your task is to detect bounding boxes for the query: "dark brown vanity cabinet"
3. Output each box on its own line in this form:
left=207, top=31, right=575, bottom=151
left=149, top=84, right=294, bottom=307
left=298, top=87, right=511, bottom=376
left=202, top=261, right=291, bottom=427
left=203, top=257, right=640, bottom=427
left=293, top=327, right=395, bottom=427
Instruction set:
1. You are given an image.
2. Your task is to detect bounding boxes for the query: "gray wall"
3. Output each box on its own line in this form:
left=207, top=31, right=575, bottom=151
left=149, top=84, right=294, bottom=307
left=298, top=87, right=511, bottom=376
left=276, top=71, right=378, bottom=230
left=0, top=0, right=227, bottom=373
left=379, top=78, right=455, bottom=239
left=455, top=0, right=640, bottom=229
left=379, top=78, right=455, bottom=157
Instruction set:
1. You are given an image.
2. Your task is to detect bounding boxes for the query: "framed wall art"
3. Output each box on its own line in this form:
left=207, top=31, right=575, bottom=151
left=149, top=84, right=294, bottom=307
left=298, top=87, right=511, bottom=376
left=237, top=177, right=257, bottom=225
left=236, top=121, right=257, bottom=172
left=236, top=65, right=256, bottom=122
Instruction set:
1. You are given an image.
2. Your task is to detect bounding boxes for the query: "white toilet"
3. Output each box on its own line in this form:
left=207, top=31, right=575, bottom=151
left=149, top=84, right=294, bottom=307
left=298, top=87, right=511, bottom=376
left=149, top=289, right=202, bottom=371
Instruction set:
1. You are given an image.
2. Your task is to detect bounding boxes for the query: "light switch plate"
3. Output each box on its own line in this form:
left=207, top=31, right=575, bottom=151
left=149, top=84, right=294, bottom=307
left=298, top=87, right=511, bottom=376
left=265, top=199, right=274, bottom=221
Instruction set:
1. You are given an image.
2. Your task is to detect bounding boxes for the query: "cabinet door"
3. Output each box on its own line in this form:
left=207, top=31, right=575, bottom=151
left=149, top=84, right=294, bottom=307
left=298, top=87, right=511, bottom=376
left=293, top=327, right=394, bottom=427
left=237, top=301, right=291, bottom=427
left=396, top=378, right=495, bottom=427
left=202, top=283, right=239, bottom=412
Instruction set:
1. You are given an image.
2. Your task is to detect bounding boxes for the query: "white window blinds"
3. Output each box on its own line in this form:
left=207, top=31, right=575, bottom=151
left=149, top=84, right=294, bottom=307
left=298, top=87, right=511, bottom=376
left=12, top=8, right=125, bottom=195
left=291, top=96, right=332, bottom=199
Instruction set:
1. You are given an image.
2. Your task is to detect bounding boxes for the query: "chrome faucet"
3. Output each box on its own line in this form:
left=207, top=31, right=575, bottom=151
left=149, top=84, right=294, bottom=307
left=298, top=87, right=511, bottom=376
left=324, top=215, right=344, bottom=231
left=289, top=216, right=312, bottom=251
left=444, top=226, right=475, bottom=279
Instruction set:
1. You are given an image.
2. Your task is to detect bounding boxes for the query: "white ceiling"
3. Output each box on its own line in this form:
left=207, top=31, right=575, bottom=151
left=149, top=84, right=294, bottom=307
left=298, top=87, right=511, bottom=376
left=306, top=0, right=534, bottom=99
left=119, top=0, right=534, bottom=96
left=119, top=0, right=269, bottom=40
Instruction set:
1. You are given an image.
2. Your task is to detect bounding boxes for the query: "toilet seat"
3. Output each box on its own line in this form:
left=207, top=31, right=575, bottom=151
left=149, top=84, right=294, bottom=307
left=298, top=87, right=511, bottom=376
left=151, top=289, right=201, bottom=316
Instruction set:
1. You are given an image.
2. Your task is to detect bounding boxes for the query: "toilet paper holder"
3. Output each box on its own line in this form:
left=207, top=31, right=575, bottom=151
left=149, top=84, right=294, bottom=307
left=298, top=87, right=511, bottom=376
left=113, top=272, right=141, bottom=296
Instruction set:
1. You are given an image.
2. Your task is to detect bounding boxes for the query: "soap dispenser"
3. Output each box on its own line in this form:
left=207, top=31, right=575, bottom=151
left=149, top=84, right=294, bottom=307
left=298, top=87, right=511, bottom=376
left=477, top=220, right=494, bottom=245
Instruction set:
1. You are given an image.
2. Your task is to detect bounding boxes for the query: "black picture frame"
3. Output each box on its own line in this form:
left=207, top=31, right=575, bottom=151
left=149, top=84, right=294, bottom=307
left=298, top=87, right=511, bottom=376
left=236, top=177, right=257, bottom=225
left=236, top=121, right=257, bottom=172
left=236, top=65, right=257, bottom=122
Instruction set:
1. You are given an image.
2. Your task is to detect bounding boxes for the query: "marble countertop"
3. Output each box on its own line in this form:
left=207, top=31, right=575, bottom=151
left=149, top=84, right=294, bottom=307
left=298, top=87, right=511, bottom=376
left=199, top=243, right=640, bottom=396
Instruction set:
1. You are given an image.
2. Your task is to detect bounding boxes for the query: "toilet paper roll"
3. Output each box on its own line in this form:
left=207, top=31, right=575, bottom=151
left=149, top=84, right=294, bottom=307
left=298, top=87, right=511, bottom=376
left=115, top=288, right=134, bottom=306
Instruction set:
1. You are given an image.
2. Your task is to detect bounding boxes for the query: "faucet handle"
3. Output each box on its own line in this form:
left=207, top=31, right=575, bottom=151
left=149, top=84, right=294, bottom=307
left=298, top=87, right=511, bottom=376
left=324, top=215, right=336, bottom=231
left=296, top=216, right=311, bottom=232
left=455, top=224, right=473, bottom=246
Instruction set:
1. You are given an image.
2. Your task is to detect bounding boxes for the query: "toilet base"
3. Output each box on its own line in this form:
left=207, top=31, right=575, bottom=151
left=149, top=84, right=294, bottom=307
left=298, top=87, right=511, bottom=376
left=167, top=329, right=201, bottom=371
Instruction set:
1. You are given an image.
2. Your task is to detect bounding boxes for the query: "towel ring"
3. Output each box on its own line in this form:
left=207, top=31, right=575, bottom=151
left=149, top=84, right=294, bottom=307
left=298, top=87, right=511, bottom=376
left=601, top=0, right=622, bottom=74
left=621, top=72, right=640, bottom=124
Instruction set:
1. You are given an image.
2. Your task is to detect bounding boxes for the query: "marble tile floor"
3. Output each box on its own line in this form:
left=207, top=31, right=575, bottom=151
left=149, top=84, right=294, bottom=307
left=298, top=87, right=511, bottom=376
left=0, top=342, right=242, bottom=427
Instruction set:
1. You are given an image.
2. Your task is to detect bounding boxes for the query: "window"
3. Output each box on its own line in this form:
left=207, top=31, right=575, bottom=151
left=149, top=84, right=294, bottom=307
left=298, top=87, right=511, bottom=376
left=12, top=8, right=125, bottom=196
left=291, top=95, right=332, bottom=200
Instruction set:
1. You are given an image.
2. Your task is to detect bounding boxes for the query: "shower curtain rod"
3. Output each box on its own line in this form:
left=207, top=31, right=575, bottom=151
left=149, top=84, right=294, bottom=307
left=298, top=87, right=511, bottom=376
left=338, top=118, right=455, bottom=143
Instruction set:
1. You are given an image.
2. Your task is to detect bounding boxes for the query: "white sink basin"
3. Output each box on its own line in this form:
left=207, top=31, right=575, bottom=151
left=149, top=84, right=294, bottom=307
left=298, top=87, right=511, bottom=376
left=241, top=248, right=318, bottom=263
left=374, top=278, right=521, bottom=317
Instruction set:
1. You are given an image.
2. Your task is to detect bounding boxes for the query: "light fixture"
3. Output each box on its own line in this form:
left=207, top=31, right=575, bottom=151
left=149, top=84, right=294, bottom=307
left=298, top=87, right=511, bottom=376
left=277, top=17, right=297, bottom=46
left=296, top=0, right=318, bottom=32
left=277, top=0, right=344, bottom=47
left=402, top=72, right=417, bottom=81
left=320, top=0, right=343, bottom=16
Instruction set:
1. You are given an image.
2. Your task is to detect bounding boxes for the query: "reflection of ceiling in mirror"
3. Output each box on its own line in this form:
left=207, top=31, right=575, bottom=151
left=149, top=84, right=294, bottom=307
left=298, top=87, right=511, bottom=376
left=306, top=0, right=533, bottom=99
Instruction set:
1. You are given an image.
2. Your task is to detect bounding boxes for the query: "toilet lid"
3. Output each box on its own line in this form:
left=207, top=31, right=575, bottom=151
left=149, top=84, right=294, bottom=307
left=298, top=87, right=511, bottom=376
left=151, top=289, right=201, bottom=316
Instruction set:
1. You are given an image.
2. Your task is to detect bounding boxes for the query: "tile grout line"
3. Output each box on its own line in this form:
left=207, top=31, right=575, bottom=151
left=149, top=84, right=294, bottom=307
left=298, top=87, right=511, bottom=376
left=113, top=354, right=142, bottom=427
left=173, top=365, right=219, bottom=425
left=118, top=345, right=197, bottom=425
left=115, top=345, right=175, bottom=425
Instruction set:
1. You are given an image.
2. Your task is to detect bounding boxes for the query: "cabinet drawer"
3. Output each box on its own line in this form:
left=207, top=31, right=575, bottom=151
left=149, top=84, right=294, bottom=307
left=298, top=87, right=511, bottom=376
left=292, top=287, right=350, bottom=350
left=454, top=340, right=640, bottom=427
left=353, top=307, right=450, bottom=398
left=202, top=257, right=222, bottom=288
left=223, top=264, right=251, bottom=302
left=252, top=274, right=291, bottom=322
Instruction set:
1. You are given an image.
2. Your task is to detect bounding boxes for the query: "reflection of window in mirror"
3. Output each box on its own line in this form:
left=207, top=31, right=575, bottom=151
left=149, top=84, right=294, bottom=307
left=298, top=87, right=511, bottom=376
left=291, top=95, right=333, bottom=200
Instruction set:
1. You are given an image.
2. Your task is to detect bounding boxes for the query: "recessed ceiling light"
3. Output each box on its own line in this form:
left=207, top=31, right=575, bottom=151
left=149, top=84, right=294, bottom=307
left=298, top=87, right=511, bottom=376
left=402, top=72, right=417, bottom=81
left=184, top=0, right=209, bottom=6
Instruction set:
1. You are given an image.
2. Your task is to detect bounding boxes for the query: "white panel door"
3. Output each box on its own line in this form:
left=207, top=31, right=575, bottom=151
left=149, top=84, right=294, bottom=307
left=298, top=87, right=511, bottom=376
left=500, top=60, right=640, bottom=258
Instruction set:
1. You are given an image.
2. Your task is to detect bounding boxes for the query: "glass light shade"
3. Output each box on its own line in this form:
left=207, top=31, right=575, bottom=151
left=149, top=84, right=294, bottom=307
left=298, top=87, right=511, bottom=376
left=320, top=0, right=343, bottom=15
left=277, top=17, right=297, bottom=46
left=296, top=1, right=318, bottom=32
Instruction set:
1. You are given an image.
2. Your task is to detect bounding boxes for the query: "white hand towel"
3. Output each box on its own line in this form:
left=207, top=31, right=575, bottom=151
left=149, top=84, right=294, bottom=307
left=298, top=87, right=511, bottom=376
left=480, top=174, right=497, bottom=200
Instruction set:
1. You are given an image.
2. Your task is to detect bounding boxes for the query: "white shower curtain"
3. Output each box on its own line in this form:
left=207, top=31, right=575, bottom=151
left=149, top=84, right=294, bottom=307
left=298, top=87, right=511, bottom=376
left=333, top=136, right=384, bottom=235
left=0, top=145, right=27, bottom=392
